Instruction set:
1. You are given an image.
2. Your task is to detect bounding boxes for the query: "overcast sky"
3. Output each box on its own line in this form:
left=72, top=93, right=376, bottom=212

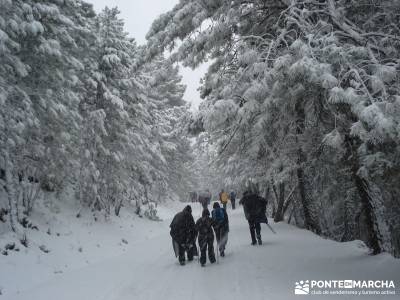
left=88, top=0, right=207, bottom=110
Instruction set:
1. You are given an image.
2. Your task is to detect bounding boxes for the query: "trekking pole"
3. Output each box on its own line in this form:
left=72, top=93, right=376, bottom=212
left=197, top=243, right=200, bottom=264
left=216, top=230, right=219, bottom=264
left=219, top=230, right=221, bottom=255
left=266, top=223, right=277, bottom=234
left=216, top=240, right=219, bottom=264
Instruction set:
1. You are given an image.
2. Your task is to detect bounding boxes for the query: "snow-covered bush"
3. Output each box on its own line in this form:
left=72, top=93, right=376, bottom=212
left=143, top=202, right=161, bottom=222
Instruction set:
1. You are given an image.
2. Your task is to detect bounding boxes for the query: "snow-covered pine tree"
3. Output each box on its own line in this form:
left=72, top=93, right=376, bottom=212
left=85, top=6, right=141, bottom=216
left=0, top=0, right=32, bottom=231
left=1, top=0, right=94, bottom=230
left=139, top=53, right=195, bottom=202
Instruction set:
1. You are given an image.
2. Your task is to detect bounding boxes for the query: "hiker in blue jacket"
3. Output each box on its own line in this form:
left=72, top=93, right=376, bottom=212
left=211, top=202, right=229, bottom=257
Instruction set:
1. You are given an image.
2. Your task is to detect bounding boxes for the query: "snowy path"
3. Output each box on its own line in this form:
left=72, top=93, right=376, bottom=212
left=4, top=205, right=400, bottom=300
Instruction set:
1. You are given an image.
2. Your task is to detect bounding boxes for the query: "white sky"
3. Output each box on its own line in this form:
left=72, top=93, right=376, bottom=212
left=88, top=0, right=207, bottom=110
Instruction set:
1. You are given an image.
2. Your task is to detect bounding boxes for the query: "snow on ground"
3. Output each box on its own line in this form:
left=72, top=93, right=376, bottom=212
left=0, top=198, right=182, bottom=297
left=1, top=201, right=399, bottom=300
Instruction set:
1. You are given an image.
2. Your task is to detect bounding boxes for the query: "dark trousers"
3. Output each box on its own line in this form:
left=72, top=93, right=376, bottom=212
left=231, top=199, right=236, bottom=209
left=199, top=237, right=216, bottom=265
left=248, top=220, right=261, bottom=243
left=175, top=241, right=194, bottom=263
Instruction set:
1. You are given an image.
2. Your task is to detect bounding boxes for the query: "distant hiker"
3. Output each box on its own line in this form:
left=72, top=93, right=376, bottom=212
left=170, top=205, right=197, bottom=265
left=211, top=202, right=229, bottom=257
left=239, top=189, right=268, bottom=245
left=198, top=190, right=210, bottom=210
left=219, top=189, right=229, bottom=210
left=195, top=208, right=216, bottom=267
left=205, top=189, right=212, bottom=206
left=198, top=193, right=206, bottom=209
left=230, top=191, right=236, bottom=209
left=190, top=191, right=198, bottom=203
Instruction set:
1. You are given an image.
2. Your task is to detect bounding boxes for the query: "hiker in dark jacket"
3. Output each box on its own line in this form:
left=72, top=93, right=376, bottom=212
left=239, top=190, right=268, bottom=245
left=190, top=191, right=198, bottom=203
left=170, top=205, right=197, bottom=265
left=230, top=191, right=236, bottom=209
left=211, top=202, right=229, bottom=257
left=198, top=190, right=209, bottom=210
left=195, top=208, right=216, bottom=267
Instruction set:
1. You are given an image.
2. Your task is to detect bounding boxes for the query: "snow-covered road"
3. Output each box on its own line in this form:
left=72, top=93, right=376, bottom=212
left=4, top=205, right=400, bottom=300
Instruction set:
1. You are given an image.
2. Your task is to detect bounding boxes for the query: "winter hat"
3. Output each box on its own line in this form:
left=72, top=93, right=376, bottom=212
left=202, top=208, right=210, bottom=217
left=184, top=205, right=192, bottom=214
left=213, top=202, right=220, bottom=209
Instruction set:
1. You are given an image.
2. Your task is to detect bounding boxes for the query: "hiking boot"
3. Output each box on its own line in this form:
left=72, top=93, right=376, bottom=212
left=258, top=239, right=262, bottom=245
left=220, top=250, right=225, bottom=257
left=251, top=240, right=257, bottom=246
left=179, top=261, right=185, bottom=266
left=201, top=263, right=205, bottom=267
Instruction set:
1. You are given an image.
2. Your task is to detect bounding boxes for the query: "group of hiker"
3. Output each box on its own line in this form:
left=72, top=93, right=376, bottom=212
left=170, top=187, right=268, bottom=267
left=195, top=189, right=237, bottom=210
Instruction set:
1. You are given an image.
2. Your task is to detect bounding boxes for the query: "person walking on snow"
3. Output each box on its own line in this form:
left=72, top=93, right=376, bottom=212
left=170, top=205, right=197, bottom=265
left=198, top=190, right=210, bottom=210
left=239, top=189, right=268, bottom=245
left=211, top=202, right=229, bottom=257
left=219, top=189, right=229, bottom=210
left=195, top=208, right=216, bottom=267
left=205, top=189, right=212, bottom=206
left=230, top=191, right=237, bottom=209
left=190, top=191, right=197, bottom=203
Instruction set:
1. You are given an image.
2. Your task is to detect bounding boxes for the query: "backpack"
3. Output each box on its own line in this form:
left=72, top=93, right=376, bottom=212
left=212, top=207, right=225, bottom=223
left=220, top=192, right=229, bottom=203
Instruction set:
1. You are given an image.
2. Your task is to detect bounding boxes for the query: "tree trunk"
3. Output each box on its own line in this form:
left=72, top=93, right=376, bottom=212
left=282, top=185, right=296, bottom=215
left=354, top=176, right=381, bottom=254
left=270, top=180, right=278, bottom=218
left=4, top=152, right=17, bottom=232
left=114, top=198, right=123, bottom=216
left=288, top=206, right=294, bottom=224
left=274, top=182, right=285, bottom=222
left=297, top=166, right=320, bottom=233
left=343, top=134, right=381, bottom=254
left=295, top=98, right=321, bottom=234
